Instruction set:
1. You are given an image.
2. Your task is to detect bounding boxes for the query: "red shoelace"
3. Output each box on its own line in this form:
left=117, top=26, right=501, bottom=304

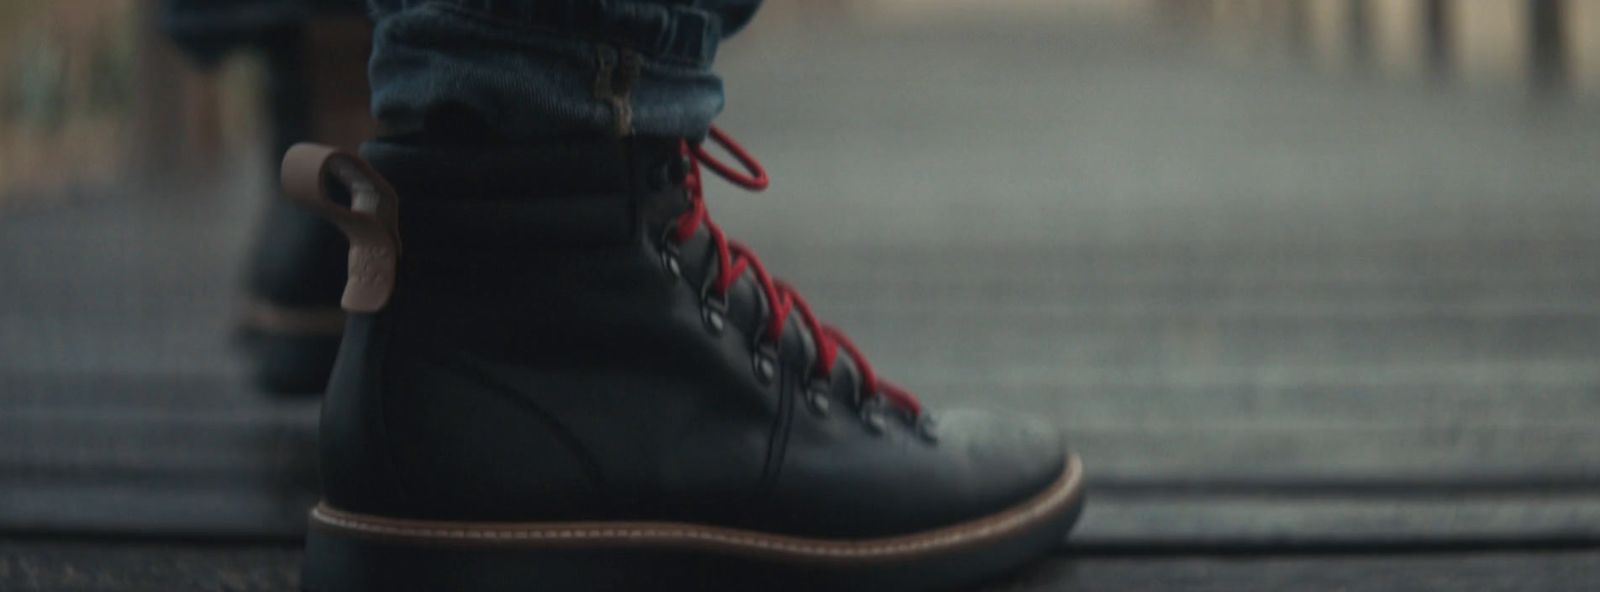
left=674, top=126, right=922, bottom=418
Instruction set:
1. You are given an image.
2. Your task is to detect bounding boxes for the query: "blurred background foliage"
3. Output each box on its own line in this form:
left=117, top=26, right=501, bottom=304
left=0, top=0, right=262, bottom=208
left=0, top=0, right=137, bottom=202
left=0, top=0, right=1597, bottom=208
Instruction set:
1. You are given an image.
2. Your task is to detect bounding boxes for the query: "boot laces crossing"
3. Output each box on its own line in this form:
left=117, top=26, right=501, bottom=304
left=673, top=127, right=921, bottom=418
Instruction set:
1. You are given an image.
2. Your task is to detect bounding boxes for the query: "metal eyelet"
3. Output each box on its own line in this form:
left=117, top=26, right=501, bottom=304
left=752, top=342, right=778, bottom=385
left=805, top=380, right=832, bottom=416
left=656, top=224, right=685, bottom=284
left=916, top=414, right=939, bottom=443
left=701, top=290, right=727, bottom=335
left=860, top=397, right=887, bottom=434
left=660, top=245, right=682, bottom=281
left=862, top=409, right=888, bottom=434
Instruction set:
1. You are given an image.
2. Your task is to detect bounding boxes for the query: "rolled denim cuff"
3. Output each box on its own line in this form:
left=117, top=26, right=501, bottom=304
left=370, top=0, right=723, bottom=67
left=369, top=0, right=730, bottom=140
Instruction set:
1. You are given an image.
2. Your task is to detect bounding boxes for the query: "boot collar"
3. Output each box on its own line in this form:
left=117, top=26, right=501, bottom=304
left=360, top=136, right=687, bottom=251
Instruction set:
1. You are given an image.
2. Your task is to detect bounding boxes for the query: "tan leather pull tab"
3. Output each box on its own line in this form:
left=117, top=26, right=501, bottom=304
left=282, top=143, right=402, bottom=313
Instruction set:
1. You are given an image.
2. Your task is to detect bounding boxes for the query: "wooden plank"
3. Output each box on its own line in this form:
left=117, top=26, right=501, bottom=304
left=11, top=413, right=1600, bottom=482
left=1, top=482, right=314, bottom=539
left=14, top=373, right=1599, bottom=423
left=998, top=549, right=1600, bottom=592
left=4, top=542, right=1599, bottom=592
left=0, top=542, right=301, bottom=592
left=7, top=371, right=1600, bottom=485
left=11, top=480, right=1600, bottom=547
left=1076, top=495, right=1600, bottom=548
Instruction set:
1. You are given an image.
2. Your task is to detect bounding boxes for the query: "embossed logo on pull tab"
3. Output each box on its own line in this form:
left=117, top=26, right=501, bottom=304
left=281, top=144, right=402, bottom=313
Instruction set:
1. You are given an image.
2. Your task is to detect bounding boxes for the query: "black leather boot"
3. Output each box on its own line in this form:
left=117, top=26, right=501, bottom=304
left=289, top=130, right=1085, bottom=592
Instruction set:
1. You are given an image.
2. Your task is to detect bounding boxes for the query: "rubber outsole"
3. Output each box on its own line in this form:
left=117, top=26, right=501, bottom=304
left=301, top=455, right=1084, bottom=591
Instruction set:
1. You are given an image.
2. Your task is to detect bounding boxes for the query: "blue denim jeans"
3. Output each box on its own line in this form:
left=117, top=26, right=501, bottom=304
left=368, top=0, right=761, bottom=141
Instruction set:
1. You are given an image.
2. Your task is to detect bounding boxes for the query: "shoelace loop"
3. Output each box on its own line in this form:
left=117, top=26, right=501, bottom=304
left=674, top=127, right=921, bottom=418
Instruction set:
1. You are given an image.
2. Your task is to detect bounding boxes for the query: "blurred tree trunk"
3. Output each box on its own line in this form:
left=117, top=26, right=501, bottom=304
left=1283, top=0, right=1309, bottom=58
left=1346, top=0, right=1374, bottom=73
left=129, top=0, right=222, bottom=193
left=1528, top=0, right=1568, bottom=96
left=1423, top=0, right=1452, bottom=81
left=1153, top=0, right=1211, bottom=29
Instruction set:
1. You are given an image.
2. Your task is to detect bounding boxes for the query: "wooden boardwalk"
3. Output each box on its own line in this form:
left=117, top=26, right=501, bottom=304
left=5, top=11, right=1600, bottom=590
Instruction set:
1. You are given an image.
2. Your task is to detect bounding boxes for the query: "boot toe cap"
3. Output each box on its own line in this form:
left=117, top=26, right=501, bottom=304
left=766, top=407, right=1072, bottom=538
left=933, top=408, right=1070, bottom=509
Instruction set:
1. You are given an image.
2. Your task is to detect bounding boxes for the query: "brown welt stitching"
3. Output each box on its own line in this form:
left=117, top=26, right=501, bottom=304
left=311, top=455, right=1084, bottom=563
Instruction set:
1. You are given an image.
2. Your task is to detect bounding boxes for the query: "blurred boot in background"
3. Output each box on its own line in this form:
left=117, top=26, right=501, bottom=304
left=162, top=0, right=374, bottom=394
